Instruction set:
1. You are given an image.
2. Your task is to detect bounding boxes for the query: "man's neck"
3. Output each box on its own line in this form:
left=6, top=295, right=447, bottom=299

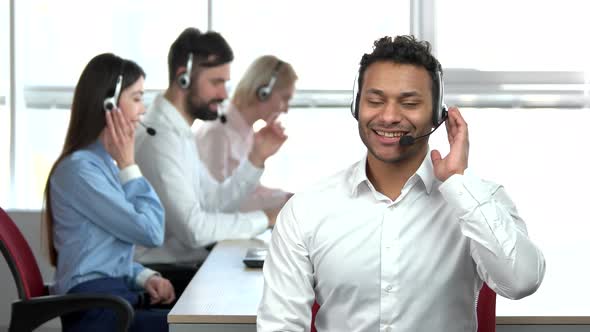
left=366, top=147, right=427, bottom=201
left=164, top=88, right=194, bottom=126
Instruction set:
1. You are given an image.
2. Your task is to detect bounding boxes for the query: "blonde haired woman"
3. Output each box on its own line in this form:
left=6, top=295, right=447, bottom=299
left=195, top=55, right=297, bottom=211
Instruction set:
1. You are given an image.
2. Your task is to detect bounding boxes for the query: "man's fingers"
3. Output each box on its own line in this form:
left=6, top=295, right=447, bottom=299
left=431, top=149, right=442, bottom=165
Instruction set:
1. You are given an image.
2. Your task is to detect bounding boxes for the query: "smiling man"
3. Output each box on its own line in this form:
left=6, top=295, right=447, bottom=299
left=257, top=35, right=546, bottom=332
left=134, top=28, right=288, bottom=297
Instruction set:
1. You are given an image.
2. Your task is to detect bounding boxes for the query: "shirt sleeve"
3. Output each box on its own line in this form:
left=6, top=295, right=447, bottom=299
left=240, top=185, right=290, bottom=211
left=136, top=130, right=269, bottom=250
left=439, top=173, right=546, bottom=300
left=257, top=198, right=315, bottom=331
left=193, top=122, right=263, bottom=213
left=199, top=155, right=264, bottom=213
left=51, top=159, right=165, bottom=248
left=130, top=262, right=160, bottom=290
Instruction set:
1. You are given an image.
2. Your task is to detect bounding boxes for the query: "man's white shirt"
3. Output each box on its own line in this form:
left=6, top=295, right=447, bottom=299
left=134, top=94, right=268, bottom=264
left=258, top=152, right=545, bottom=332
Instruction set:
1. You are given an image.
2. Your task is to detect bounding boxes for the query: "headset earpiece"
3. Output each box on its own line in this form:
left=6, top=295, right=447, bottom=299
left=350, top=73, right=360, bottom=119
left=432, top=67, right=448, bottom=126
left=257, top=60, right=283, bottom=102
left=177, top=53, right=194, bottom=89
left=103, top=75, right=123, bottom=112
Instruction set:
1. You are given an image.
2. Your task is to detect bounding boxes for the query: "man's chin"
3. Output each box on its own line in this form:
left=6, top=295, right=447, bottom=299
left=189, top=107, right=218, bottom=121
left=198, top=110, right=218, bottom=121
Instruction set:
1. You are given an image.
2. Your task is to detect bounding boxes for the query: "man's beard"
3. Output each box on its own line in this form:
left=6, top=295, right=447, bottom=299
left=186, top=94, right=224, bottom=121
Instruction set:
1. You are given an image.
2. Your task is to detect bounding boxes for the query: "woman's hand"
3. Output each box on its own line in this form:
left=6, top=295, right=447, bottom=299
left=145, top=275, right=176, bottom=305
left=103, top=108, right=136, bottom=169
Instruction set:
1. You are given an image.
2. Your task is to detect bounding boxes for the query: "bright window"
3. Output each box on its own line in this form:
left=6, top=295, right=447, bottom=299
left=18, top=0, right=208, bottom=88
left=213, top=0, right=410, bottom=90
left=11, top=0, right=208, bottom=209
left=1, top=1, right=9, bottom=207
left=3, top=0, right=590, bottom=319
left=436, top=0, right=590, bottom=71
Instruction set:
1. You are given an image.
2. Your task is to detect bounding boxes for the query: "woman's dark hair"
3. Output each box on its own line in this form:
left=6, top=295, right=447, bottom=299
left=42, top=53, right=145, bottom=266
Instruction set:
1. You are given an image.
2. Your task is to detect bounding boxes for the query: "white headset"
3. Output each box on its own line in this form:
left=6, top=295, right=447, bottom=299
left=256, top=60, right=283, bottom=102
left=177, top=53, right=194, bottom=89
left=103, top=74, right=123, bottom=112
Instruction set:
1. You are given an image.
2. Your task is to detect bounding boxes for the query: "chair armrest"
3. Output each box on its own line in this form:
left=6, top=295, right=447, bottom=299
left=10, top=293, right=133, bottom=332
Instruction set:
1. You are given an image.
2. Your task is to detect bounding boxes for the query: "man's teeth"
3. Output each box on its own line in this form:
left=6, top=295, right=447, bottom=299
left=376, top=130, right=405, bottom=138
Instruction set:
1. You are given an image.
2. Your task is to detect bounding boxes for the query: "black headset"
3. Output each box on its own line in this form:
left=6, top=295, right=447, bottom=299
left=256, top=60, right=283, bottom=102
left=103, top=74, right=123, bottom=112
left=350, top=65, right=448, bottom=126
left=177, top=53, right=194, bottom=89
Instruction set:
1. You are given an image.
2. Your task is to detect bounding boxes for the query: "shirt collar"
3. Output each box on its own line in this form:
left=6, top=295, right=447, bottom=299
left=349, top=149, right=436, bottom=197
left=151, top=93, right=193, bottom=136
left=415, top=150, right=435, bottom=194
left=87, top=140, right=119, bottom=174
left=88, top=140, right=109, bottom=160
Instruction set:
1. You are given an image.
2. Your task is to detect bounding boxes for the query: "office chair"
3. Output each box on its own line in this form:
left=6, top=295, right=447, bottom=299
left=477, top=283, right=496, bottom=332
left=0, top=207, right=134, bottom=332
left=310, top=283, right=496, bottom=332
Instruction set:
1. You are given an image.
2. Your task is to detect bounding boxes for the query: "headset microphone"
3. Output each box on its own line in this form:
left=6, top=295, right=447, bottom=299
left=139, top=121, right=157, bottom=136
left=399, top=113, right=447, bottom=146
left=218, top=114, right=227, bottom=124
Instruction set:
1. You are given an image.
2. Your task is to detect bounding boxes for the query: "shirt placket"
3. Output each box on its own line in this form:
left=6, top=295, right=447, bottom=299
left=380, top=201, right=400, bottom=331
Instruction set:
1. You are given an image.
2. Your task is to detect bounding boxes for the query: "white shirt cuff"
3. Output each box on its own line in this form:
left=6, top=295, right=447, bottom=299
left=119, top=164, right=142, bottom=184
left=242, top=158, right=265, bottom=178
left=136, top=267, right=161, bottom=288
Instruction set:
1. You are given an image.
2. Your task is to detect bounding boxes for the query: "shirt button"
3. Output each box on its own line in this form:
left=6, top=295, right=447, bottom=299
left=385, top=285, right=393, bottom=292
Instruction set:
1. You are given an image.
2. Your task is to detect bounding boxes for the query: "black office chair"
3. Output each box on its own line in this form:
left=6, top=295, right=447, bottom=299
left=0, top=207, right=134, bottom=332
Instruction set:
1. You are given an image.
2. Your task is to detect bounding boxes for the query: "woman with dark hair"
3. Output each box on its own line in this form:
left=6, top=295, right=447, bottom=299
left=43, top=53, right=174, bottom=332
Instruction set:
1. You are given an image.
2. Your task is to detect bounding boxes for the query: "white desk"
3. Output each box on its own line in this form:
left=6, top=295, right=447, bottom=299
left=168, top=236, right=590, bottom=332
left=168, top=236, right=267, bottom=332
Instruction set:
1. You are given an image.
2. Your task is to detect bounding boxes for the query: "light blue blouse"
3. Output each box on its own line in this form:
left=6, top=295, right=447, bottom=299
left=49, top=141, right=165, bottom=295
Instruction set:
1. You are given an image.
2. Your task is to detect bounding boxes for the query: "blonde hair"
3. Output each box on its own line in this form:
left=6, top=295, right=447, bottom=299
left=232, top=55, right=297, bottom=108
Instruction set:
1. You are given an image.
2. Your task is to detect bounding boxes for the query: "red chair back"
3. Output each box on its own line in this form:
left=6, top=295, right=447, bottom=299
left=311, top=301, right=320, bottom=332
left=477, top=283, right=496, bottom=332
left=0, top=207, right=46, bottom=299
left=310, top=283, right=496, bottom=332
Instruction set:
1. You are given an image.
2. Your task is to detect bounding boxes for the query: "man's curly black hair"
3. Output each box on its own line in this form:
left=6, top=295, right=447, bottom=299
left=355, top=35, right=442, bottom=116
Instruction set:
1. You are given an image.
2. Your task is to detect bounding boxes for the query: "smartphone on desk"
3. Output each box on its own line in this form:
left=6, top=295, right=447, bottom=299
left=243, top=247, right=268, bottom=268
